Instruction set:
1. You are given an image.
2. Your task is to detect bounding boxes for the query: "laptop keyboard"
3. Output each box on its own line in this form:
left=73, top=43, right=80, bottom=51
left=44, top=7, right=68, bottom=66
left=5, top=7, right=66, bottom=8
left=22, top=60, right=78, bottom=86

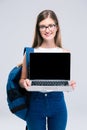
left=31, top=80, right=69, bottom=86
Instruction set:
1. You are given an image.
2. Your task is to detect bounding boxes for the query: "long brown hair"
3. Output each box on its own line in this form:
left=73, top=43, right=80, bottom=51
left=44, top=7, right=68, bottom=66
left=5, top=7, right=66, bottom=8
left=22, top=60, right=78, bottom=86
left=32, top=10, right=62, bottom=48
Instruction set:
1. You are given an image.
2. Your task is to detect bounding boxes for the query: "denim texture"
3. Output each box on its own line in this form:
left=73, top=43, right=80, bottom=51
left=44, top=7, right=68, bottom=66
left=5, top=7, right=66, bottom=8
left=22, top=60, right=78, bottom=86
left=26, top=92, right=67, bottom=130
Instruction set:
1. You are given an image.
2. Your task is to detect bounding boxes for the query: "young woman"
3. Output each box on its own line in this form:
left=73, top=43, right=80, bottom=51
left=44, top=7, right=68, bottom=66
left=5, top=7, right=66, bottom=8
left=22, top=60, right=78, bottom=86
left=19, top=10, right=76, bottom=130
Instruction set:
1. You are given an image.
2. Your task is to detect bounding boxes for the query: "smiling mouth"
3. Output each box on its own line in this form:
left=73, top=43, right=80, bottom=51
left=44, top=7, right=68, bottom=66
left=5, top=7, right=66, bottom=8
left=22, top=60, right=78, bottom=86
left=45, top=33, right=52, bottom=37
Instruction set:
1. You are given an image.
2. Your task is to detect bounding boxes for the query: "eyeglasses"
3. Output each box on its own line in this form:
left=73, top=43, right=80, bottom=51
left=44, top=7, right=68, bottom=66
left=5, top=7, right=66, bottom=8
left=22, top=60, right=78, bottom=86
left=39, top=24, right=56, bottom=32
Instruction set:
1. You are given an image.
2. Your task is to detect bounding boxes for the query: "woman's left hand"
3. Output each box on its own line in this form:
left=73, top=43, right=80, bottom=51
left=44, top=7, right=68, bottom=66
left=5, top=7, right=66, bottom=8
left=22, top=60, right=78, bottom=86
left=69, top=80, right=76, bottom=90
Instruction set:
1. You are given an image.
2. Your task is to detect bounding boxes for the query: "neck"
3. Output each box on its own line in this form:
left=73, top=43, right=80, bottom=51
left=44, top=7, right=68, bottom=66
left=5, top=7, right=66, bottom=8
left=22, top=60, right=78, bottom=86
left=40, top=41, right=57, bottom=48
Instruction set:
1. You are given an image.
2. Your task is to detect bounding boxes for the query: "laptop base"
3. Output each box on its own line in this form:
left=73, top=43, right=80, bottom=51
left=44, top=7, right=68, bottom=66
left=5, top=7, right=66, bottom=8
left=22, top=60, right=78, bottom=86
left=26, top=85, right=73, bottom=92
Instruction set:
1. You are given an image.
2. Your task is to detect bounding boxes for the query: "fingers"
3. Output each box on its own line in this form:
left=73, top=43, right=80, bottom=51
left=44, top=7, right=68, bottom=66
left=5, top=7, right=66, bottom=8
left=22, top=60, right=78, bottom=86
left=24, top=79, right=31, bottom=91
left=69, top=80, right=76, bottom=89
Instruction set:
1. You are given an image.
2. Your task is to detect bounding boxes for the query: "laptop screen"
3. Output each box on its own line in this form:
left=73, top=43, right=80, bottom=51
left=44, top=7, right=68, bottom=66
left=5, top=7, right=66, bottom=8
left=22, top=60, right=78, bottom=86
left=29, top=53, right=71, bottom=80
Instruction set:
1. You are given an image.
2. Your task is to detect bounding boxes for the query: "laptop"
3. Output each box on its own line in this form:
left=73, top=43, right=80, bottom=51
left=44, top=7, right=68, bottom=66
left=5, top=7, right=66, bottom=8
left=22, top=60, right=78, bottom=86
left=27, top=52, right=72, bottom=92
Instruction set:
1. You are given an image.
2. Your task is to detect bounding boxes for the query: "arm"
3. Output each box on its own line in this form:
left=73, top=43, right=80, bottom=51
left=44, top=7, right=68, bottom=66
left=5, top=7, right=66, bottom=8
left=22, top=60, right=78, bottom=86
left=19, top=54, right=31, bottom=90
left=63, top=48, right=76, bottom=89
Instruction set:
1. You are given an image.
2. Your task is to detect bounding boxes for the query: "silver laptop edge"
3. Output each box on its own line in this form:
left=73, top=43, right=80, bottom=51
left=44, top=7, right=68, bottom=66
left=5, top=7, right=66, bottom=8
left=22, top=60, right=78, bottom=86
left=27, top=85, right=72, bottom=92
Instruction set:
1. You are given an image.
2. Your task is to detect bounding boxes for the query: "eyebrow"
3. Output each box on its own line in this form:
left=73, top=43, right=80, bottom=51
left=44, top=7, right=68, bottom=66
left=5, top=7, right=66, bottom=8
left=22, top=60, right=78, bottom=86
left=39, top=23, right=56, bottom=26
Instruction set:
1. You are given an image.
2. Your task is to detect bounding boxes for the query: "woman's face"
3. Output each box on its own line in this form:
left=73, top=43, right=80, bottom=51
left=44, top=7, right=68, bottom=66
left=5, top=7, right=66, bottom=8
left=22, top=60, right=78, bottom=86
left=39, top=17, right=58, bottom=41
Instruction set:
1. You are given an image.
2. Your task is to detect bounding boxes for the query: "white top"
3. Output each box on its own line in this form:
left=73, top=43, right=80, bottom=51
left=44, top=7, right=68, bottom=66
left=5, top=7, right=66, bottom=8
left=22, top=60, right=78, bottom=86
left=34, top=47, right=64, bottom=53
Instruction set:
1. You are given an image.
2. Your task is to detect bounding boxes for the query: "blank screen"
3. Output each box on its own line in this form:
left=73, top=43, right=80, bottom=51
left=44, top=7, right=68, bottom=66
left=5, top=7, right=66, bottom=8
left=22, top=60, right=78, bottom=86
left=29, top=53, right=70, bottom=80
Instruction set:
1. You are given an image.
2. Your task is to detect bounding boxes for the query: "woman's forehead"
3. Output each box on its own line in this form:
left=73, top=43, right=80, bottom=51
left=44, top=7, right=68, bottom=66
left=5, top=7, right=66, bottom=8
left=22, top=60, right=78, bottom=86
left=39, top=17, right=55, bottom=25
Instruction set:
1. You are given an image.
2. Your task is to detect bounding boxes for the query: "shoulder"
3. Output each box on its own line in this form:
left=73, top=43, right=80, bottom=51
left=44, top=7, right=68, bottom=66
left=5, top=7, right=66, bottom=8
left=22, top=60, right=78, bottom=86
left=62, top=48, right=70, bottom=53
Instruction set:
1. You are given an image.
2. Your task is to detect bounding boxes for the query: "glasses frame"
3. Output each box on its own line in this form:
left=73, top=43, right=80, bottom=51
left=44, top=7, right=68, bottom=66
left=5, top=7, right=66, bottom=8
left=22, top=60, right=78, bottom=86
left=39, top=24, right=57, bottom=32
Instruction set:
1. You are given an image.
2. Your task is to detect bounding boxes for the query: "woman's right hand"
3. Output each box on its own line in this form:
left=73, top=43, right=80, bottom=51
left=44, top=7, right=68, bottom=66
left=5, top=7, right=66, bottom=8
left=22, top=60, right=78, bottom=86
left=19, top=78, right=31, bottom=91
left=23, top=79, right=31, bottom=91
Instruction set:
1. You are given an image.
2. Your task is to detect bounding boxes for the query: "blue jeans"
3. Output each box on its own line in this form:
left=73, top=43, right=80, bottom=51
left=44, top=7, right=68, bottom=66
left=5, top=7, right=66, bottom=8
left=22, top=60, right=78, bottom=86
left=26, top=92, right=67, bottom=130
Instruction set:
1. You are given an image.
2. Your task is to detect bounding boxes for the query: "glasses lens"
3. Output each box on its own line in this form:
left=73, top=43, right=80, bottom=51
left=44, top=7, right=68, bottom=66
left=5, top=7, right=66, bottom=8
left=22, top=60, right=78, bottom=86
left=39, top=24, right=56, bottom=32
left=49, top=24, right=55, bottom=30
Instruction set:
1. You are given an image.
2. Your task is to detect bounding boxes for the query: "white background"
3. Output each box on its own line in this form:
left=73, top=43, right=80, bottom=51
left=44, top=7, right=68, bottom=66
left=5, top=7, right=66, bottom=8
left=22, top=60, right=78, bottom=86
left=0, top=0, right=87, bottom=130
